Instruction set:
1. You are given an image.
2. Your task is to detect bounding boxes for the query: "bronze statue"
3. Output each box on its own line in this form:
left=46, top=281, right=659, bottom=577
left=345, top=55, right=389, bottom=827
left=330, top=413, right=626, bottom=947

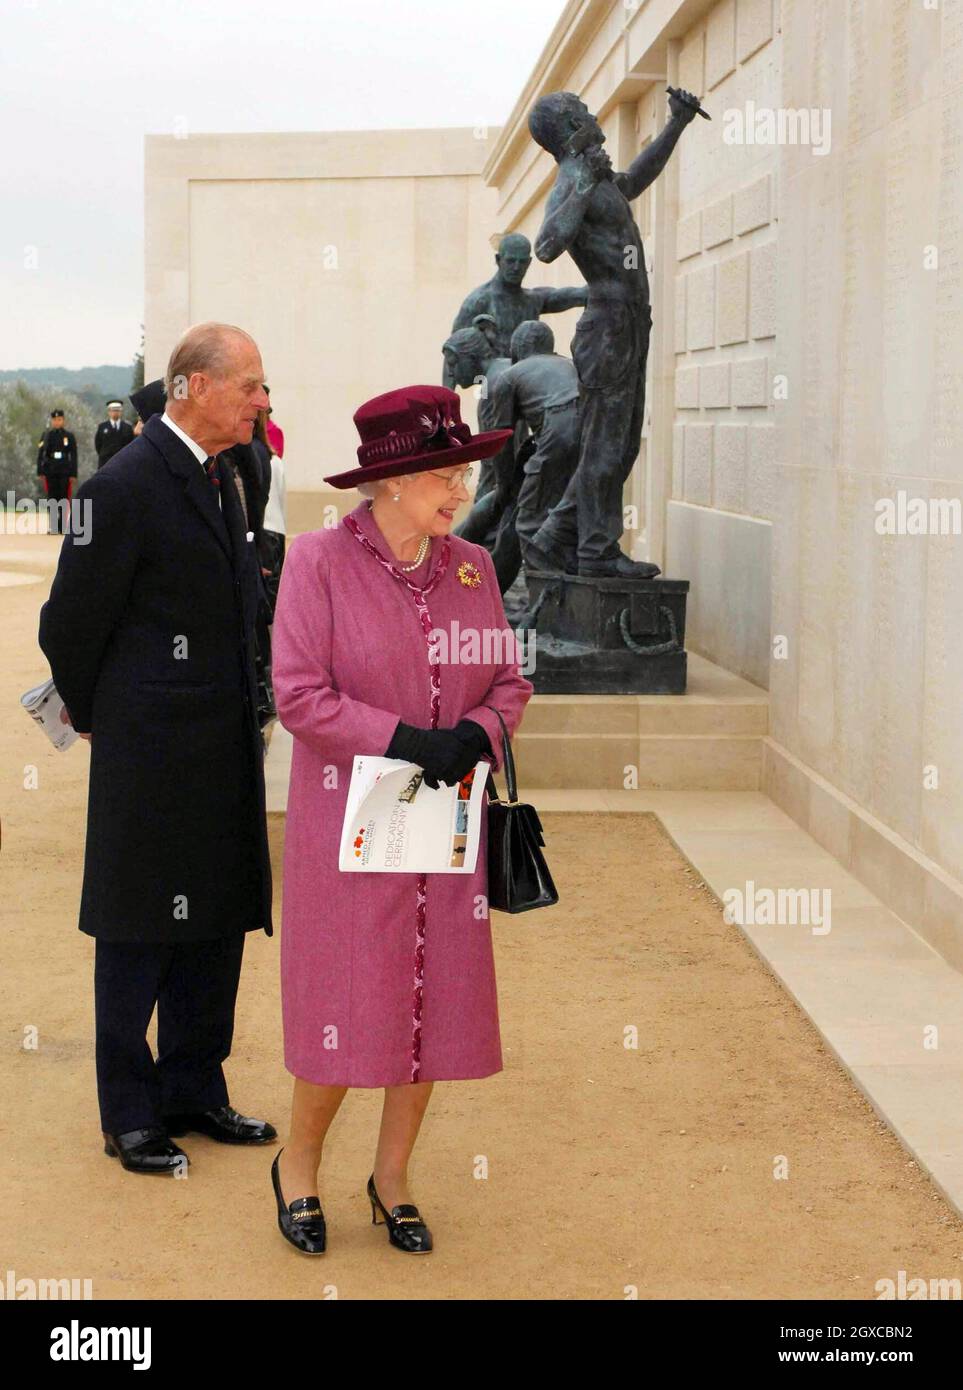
left=443, top=232, right=587, bottom=388
left=490, top=321, right=580, bottom=568
left=526, top=88, right=700, bottom=578
left=442, top=320, right=520, bottom=589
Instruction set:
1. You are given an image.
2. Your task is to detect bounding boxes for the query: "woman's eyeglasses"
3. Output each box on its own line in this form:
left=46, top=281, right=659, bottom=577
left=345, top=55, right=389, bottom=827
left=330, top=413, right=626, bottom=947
left=425, top=466, right=474, bottom=491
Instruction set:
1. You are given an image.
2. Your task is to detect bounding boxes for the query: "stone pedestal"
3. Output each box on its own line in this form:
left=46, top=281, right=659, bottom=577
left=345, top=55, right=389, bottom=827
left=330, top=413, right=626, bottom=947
left=518, top=570, right=690, bottom=694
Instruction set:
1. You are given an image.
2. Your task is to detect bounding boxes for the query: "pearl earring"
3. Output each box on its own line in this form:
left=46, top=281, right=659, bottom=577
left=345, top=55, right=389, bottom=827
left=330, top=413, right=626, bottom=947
left=393, top=493, right=400, bottom=502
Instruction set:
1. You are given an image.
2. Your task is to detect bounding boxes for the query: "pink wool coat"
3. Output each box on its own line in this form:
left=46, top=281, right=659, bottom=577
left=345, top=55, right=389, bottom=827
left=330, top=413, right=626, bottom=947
left=271, top=499, right=534, bottom=1087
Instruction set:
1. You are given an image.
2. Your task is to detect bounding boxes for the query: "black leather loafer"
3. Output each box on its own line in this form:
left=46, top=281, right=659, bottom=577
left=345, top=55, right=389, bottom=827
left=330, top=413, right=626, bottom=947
left=367, top=1174, right=433, bottom=1253
left=272, top=1151, right=326, bottom=1255
left=165, top=1104, right=277, bottom=1144
left=104, top=1127, right=189, bottom=1175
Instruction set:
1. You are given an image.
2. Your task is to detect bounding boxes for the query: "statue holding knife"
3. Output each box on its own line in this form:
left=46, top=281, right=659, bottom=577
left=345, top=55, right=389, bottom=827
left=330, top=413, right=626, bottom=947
left=525, top=86, right=705, bottom=578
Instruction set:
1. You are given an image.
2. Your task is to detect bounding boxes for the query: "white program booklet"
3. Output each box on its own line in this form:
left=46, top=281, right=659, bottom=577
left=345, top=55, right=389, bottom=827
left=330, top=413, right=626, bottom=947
left=339, top=756, right=489, bottom=873
left=21, top=676, right=79, bottom=751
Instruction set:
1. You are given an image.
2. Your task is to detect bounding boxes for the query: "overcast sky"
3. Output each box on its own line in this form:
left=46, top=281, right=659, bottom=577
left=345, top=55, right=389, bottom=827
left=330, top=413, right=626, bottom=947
left=3, top=0, right=568, bottom=371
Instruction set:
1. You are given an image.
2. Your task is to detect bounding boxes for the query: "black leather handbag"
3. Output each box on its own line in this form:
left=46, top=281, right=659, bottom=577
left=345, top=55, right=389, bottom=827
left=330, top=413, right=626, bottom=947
left=482, top=705, right=558, bottom=914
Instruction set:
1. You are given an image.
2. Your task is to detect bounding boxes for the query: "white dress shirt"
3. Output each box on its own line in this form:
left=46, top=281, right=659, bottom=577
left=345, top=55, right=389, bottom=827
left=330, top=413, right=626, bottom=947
left=263, top=454, right=286, bottom=536
left=160, top=411, right=221, bottom=510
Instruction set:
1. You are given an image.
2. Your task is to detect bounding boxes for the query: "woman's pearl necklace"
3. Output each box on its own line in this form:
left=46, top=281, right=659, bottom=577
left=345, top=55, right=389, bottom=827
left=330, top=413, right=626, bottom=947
left=397, top=534, right=430, bottom=571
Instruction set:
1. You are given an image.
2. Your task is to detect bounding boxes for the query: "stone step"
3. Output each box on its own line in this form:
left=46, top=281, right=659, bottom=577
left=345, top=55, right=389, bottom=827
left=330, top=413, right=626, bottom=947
left=518, top=653, right=767, bottom=732
left=513, top=732, right=763, bottom=790
left=510, top=654, right=768, bottom=791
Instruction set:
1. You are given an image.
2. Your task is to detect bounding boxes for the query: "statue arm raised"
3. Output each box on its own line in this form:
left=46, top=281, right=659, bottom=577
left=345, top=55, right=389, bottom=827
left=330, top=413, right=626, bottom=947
left=615, top=98, right=697, bottom=202
left=533, top=158, right=596, bottom=263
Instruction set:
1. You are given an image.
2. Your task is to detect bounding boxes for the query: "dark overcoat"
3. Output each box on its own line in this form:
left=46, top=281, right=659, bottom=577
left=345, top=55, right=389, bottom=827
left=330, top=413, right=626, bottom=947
left=94, top=418, right=135, bottom=468
left=38, top=414, right=273, bottom=943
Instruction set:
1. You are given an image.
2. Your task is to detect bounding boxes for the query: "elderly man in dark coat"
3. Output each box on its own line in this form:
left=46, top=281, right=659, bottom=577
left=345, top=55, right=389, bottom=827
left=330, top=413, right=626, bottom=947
left=39, top=322, right=277, bottom=1176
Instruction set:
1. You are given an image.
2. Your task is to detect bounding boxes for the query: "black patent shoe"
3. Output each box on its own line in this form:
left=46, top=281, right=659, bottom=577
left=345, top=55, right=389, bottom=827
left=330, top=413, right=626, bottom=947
left=367, top=1174, right=433, bottom=1253
left=271, top=1151, right=326, bottom=1255
left=165, top=1104, right=277, bottom=1145
left=103, top=1127, right=189, bottom=1175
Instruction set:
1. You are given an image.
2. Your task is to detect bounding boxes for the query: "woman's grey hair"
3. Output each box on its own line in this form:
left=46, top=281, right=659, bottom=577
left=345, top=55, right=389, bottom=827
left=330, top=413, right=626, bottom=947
left=357, top=477, right=392, bottom=500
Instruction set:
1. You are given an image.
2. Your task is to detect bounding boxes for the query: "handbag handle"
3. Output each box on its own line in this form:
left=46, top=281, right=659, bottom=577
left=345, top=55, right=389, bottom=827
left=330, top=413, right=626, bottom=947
left=482, top=704, right=517, bottom=804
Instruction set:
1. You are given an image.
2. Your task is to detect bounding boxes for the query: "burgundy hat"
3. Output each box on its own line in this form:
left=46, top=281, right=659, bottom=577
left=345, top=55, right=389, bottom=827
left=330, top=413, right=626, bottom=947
left=323, top=384, right=512, bottom=490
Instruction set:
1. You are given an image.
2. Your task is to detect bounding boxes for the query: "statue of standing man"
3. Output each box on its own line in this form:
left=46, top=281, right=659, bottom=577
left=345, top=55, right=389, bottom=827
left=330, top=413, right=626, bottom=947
left=443, top=232, right=587, bottom=388
left=525, top=89, right=701, bottom=579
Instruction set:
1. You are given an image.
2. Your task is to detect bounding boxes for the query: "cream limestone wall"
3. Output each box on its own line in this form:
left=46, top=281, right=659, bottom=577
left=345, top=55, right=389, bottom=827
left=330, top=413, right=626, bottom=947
left=764, top=0, right=963, bottom=964
left=144, top=129, right=500, bottom=497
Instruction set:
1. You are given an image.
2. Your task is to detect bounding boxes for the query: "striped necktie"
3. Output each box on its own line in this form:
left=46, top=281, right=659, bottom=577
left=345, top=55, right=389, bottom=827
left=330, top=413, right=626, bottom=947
left=203, top=456, right=220, bottom=487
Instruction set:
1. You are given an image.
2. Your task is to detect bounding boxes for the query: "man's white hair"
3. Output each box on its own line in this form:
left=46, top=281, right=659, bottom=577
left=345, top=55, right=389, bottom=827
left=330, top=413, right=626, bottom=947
left=164, top=322, right=257, bottom=397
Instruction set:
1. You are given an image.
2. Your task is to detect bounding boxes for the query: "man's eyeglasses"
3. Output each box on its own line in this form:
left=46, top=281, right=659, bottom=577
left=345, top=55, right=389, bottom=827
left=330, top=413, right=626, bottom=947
left=426, top=466, right=474, bottom=491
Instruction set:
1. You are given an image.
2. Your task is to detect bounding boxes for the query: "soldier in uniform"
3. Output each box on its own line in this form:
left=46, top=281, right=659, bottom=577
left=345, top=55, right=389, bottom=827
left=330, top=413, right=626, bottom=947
left=94, top=399, right=135, bottom=468
left=36, top=409, right=77, bottom=535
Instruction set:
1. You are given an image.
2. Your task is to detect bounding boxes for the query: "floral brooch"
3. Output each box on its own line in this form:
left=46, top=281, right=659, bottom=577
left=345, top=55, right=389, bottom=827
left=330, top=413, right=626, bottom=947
left=457, top=560, right=483, bottom=588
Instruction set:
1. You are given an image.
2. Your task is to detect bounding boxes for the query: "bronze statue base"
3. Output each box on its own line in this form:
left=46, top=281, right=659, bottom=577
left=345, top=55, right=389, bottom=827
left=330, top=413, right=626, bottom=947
left=516, top=571, right=689, bottom=695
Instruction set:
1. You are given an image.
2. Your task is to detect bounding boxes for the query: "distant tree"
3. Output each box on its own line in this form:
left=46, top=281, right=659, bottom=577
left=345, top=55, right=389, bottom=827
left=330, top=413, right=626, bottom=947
left=131, top=325, right=145, bottom=395
left=0, top=382, right=98, bottom=503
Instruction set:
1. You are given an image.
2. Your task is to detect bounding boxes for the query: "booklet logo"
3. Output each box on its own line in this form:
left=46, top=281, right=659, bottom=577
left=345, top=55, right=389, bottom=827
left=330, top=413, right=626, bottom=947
left=49, top=1319, right=151, bottom=1370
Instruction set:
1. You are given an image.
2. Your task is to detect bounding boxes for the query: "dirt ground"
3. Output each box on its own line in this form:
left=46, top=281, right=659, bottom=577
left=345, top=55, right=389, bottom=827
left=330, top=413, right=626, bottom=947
left=2, top=529, right=962, bottom=1300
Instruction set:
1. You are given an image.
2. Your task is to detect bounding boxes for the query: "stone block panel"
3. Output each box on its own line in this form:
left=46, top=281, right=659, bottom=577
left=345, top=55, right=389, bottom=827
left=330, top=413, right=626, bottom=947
left=678, top=26, right=705, bottom=98
left=746, top=424, right=778, bottom=520
left=677, top=210, right=702, bottom=260
left=713, top=423, right=748, bottom=511
left=706, top=0, right=736, bottom=91
left=734, top=174, right=772, bottom=236
left=674, top=274, right=687, bottom=351
left=750, top=239, right=777, bottom=339
left=684, top=423, right=713, bottom=504
left=732, top=355, right=770, bottom=407
left=675, top=364, right=700, bottom=409
left=700, top=361, right=731, bottom=408
left=703, top=195, right=733, bottom=249
left=736, top=0, right=774, bottom=64
left=672, top=422, right=685, bottom=498
left=718, top=251, right=749, bottom=344
left=686, top=264, right=716, bottom=350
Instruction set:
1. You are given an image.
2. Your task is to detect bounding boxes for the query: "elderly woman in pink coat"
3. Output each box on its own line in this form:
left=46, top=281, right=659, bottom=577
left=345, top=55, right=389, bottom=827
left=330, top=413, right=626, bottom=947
left=269, top=384, right=533, bottom=1255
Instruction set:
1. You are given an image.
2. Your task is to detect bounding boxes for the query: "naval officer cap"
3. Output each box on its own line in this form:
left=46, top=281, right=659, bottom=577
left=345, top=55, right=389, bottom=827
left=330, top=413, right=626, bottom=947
left=106, top=398, right=124, bottom=409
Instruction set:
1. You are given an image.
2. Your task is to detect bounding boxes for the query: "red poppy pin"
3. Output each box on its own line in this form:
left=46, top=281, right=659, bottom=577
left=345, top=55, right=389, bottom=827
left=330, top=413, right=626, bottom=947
left=457, top=560, right=483, bottom=588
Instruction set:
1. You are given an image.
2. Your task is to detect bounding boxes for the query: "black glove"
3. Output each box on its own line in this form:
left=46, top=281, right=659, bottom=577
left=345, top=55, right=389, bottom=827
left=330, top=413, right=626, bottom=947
left=386, top=719, right=491, bottom=788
